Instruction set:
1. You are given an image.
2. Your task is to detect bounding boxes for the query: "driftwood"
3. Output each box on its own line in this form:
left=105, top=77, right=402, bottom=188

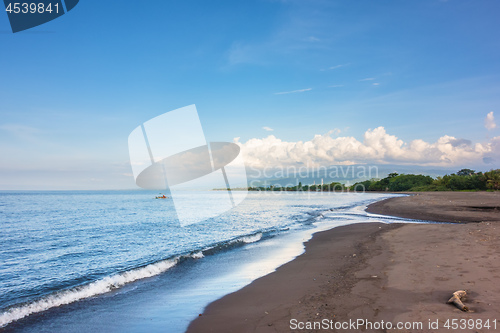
left=447, top=290, right=468, bottom=311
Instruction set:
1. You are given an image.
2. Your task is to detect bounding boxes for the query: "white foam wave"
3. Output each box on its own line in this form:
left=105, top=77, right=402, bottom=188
left=191, top=251, right=204, bottom=259
left=240, top=233, right=262, bottom=244
left=0, top=258, right=178, bottom=328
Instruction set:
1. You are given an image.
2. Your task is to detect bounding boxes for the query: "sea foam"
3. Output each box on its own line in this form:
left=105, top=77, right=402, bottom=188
left=240, top=233, right=263, bottom=243
left=0, top=258, right=179, bottom=327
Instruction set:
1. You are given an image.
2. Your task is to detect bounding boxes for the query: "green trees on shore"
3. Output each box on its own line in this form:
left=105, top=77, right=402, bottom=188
left=485, top=169, right=500, bottom=190
left=351, top=169, right=500, bottom=192
left=248, top=168, right=500, bottom=192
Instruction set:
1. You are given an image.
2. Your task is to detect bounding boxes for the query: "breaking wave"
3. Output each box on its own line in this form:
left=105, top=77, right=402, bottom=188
left=0, top=231, right=270, bottom=328
left=235, top=232, right=263, bottom=244
left=0, top=258, right=180, bottom=327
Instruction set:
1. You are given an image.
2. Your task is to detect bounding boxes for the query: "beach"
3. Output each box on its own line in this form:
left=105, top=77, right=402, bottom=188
left=188, top=192, right=500, bottom=332
left=0, top=191, right=401, bottom=332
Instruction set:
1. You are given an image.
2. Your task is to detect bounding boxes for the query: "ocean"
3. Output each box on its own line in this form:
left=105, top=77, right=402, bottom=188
left=0, top=190, right=413, bottom=332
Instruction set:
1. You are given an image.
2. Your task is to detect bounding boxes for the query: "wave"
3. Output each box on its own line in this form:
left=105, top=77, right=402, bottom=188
left=234, top=232, right=262, bottom=244
left=191, top=251, right=204, bottom=259
left=0, top=255, right=188, bottom=328
left=0, top=231, right=272, bottom=328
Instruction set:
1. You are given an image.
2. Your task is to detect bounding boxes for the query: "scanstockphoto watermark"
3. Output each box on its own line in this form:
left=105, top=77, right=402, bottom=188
left=4, top=0, right=80, bottom=33
left=290, top=318, right=423, bottom=331
left=247, top=163, right=379, bottom=194
left=128, top=105, right=248, bottom=227
left=290, top=318, right=498, bottom=331
left=249, top=163, right=379, bottom=181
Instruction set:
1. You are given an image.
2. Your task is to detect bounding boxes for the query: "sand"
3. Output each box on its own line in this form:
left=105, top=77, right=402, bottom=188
left=187, top=192, right=500, bottom=332
left=366, top=191, right=500, bottom=223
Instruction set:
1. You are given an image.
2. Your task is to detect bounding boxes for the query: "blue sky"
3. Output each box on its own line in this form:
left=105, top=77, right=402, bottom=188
left=1, top=0, right=499, bottom=189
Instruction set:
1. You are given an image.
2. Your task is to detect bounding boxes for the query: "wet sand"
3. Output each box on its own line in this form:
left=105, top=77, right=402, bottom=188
left=188, top=192, right=500, bottom=332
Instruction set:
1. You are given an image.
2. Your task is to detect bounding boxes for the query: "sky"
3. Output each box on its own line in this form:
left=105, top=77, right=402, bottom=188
left=0, top=0, right=499, bottom=190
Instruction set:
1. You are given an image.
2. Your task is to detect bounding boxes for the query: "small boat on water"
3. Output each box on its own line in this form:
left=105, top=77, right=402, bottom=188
left=155, top=194, right=169, bottom=199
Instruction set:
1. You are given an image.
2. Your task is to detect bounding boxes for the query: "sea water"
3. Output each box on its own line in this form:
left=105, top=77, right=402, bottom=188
left=0, top=190, right=415, bottom=332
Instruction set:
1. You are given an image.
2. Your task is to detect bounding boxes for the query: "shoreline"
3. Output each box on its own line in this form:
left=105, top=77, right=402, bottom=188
left=187, top=192, right=500, bottom=332
left=366, top=191, right=500, bottom=223
left=1, top=193, right=397, bottom=332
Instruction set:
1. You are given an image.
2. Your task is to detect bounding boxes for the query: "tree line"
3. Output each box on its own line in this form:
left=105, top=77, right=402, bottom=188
left=248, top=168, right=500, bottom=192
left=351, top=168, right=500, bottom=192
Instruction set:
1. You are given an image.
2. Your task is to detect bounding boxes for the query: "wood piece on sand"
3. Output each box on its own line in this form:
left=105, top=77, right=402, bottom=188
left=447, top=290, right=469, bottom=311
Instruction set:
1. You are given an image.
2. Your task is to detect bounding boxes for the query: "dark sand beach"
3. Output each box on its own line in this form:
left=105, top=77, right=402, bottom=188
left=188, top=192, right=500, bottom=332
left=366, top=191, right=500, bottom=223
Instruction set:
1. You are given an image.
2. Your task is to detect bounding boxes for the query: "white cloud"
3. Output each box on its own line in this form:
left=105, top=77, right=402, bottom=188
left=485, top=111, right=497, bottom=130
left=373, top=83, right=380, bottom=86
left=263, top=126, right=274, bottom=132
left=321, top=63, right=350, bottom=71
left=329, top=63, right=349, bottom=70
left=328, top=65, right=343, bottom=70
left=328, top=128, right=342, bottom=136
left=274, top=88, right=312, bottom=95
left=307, top=36, right=320, bottom=42
left=359, top=78, right=375, bottom=81
left=235, top=127, right=497, bottom=168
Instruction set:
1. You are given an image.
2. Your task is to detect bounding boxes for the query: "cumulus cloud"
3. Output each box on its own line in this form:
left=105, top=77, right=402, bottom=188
left=263, top=126, right=274, bottom=132
left=485, top=111, right=497, bottom=130
left=448, top=138, right=472, bottom=148
left=235, top=127, right=498, bottom=168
